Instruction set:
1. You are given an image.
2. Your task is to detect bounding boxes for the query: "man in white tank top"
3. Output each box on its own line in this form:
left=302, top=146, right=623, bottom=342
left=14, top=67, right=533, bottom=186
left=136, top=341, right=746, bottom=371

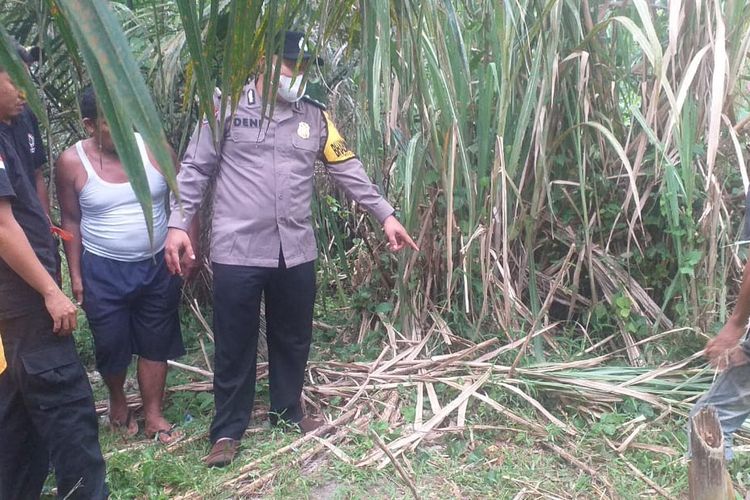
left=56, top=86, right=199, bottom=444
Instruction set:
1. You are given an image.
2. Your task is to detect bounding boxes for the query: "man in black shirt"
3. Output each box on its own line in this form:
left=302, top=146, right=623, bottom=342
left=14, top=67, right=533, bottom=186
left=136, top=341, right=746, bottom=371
left=10, top=41, right=50, bottom=216
left=0, top=66, right=107, bottom=498
left=14, top=106, right=49, bottom=211
left=10, top=41, right=63, bottom=286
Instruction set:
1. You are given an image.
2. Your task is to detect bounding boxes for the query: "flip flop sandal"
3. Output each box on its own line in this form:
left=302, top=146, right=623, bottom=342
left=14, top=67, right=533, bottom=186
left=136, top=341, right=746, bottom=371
left=148, top=424, right=184, bottom=445
left=110, top=409, right=139, bottom=438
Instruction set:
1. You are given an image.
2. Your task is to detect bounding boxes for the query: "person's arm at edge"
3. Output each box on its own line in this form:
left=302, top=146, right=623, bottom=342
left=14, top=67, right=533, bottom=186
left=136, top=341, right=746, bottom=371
left=55, top=149, right=84, bottom=305
left=164, top=108, right=221, bottom=275
left=707, top=258, right=750, bottom=366
left=707, top=191, right=750, bottom=368
left=34, top=168, right=51, bottom=218
left=164, top=146, right=202, bottom=281
left=30, top=109, right=51, bottom=218
left=318, top=110, right=418, bottom=252
left=183, top=213, right=201, bottom=280
left=0, top=198, right=77, bottom=334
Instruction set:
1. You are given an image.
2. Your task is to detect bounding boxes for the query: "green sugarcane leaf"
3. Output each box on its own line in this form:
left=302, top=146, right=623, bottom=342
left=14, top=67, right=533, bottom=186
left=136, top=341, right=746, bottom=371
left=175, top=0, right=218, bottom=145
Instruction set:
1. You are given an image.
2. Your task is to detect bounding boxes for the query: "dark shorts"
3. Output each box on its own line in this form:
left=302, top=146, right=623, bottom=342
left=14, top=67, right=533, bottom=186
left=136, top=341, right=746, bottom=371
left=81, top=249, right=184, bottom=375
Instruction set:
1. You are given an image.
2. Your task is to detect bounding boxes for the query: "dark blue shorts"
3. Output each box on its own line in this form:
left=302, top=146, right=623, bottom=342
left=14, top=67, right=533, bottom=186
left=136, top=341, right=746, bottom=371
left=81, top=249, right=184, bottom=375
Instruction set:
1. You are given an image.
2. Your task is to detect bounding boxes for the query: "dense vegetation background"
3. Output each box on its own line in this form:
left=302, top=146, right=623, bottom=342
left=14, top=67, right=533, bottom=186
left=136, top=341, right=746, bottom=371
left=2, top=0, right=750, bottom=497
left=3, top=0, right=749, bottom=359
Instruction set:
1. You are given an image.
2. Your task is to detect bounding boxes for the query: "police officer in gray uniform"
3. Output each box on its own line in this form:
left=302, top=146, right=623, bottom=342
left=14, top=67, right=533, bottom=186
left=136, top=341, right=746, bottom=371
left=165, top=31, right=417, bottom=467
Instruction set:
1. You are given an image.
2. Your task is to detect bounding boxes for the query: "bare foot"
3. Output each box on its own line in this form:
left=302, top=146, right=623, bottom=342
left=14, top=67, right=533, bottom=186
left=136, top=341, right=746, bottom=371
left=109, top=396, right=128, bottom=423
left=109, top=408, right=138, bottom=438
left=145, top=415, right=183, bottom=445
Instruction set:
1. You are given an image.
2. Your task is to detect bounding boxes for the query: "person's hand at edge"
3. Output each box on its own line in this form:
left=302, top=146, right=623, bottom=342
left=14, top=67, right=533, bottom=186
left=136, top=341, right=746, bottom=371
left=383, top=215, right=419, bottom=253
left=707, top=318, right=747, bottom=369
left=44, top=287, right=77, bottom=336
left=165, top=228, right=195, bottom=276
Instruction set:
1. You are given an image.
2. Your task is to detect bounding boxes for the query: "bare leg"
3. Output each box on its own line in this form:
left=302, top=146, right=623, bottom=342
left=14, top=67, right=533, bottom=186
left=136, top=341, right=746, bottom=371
left=138, top=357, right=179, bottom=442
left=103, top=372, right=128, bottom=423
left=103, top=371, right=137, bottom=436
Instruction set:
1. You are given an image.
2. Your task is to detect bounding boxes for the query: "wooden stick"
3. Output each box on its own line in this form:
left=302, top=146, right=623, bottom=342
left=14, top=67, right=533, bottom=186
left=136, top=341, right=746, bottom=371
left=198, top=337, right=212, bottom=373
left=606, top=441, right=674, bottom=499
left=541, top=441, right=599, bottom=478
left=616, top=422, right=647, bottom=453
left=415, top=381, right=424, bottom=428
left=226, top=409, right=358, bottom=486
left=188, top=298, right=214, bottom=342
left=236, top=441, right=327, bottom=495
left=341, top=345, right=390, bottom=411
left=540, top=441, right=615, bottom=495
left=168, top=360, right=214, bottom=378
left=312, top=435, right=354, bottom=463
left=233, top=414, right=370, bottom=494
left=441, top=380, right=546, bottom=434
left=371, top=431, right=420, bottom=500
left=499, top=382, right=576, bottom=436
left=313, top=320, right=341, bottom=331
left=621, top=457, right=673, bottom=499
left=358, top=370, right=491, bottom=466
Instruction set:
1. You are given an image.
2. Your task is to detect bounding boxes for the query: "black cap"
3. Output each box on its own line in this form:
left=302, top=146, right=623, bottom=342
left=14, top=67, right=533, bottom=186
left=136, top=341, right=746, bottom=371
left=278, top=31, right=323, bottom=66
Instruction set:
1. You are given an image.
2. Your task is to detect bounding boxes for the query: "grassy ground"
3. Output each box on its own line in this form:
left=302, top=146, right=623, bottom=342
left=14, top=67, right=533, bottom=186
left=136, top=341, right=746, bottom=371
left=37, top=299, right=744, bottom=499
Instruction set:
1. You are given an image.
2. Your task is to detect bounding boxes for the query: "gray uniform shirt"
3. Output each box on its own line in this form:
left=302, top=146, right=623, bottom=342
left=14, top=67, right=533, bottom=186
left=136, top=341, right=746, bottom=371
left=169, top=82, right=395, bottom=268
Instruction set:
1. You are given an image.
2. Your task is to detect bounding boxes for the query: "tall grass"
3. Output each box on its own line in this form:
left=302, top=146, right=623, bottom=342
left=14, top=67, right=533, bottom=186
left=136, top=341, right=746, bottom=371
left=328, top=0, right=750, bottom=360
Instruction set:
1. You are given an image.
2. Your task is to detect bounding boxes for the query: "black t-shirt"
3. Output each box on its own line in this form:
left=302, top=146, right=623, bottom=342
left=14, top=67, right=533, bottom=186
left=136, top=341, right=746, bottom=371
left=11, top=105, right=47, bottom=174
left=0, top=123, right=56, bottom=319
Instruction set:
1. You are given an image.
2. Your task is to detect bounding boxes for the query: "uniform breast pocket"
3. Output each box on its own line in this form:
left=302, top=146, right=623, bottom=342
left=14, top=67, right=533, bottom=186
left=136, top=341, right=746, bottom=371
left=292, top=134, right=319, bottom=153
left=290, top=135, right=320, bottom=169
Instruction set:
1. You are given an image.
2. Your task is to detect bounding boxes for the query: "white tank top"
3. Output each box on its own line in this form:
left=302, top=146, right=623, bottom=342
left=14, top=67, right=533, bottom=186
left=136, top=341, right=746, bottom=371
left=77, top=133, right=169, bottom=261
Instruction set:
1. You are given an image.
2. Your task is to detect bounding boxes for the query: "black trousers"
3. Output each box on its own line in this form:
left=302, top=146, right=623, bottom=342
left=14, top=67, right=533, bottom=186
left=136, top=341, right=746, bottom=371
left=210, top=258, right=316, bottom=443
left=0, top=310, right=108, bottom=500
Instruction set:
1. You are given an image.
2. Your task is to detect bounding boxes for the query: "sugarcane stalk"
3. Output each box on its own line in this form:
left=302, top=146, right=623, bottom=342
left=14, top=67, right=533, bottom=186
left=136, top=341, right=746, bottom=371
left=688, top=406, right=733, bottom=500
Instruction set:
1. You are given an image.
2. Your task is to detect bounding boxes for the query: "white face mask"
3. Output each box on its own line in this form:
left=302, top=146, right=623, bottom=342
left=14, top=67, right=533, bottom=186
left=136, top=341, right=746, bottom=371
left=277, top=74, right=306, bottom=103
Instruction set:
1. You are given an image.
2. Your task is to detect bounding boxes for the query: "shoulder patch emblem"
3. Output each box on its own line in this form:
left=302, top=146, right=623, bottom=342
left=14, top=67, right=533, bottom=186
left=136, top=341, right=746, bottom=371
left=323, top=112, right=356, bottom=164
